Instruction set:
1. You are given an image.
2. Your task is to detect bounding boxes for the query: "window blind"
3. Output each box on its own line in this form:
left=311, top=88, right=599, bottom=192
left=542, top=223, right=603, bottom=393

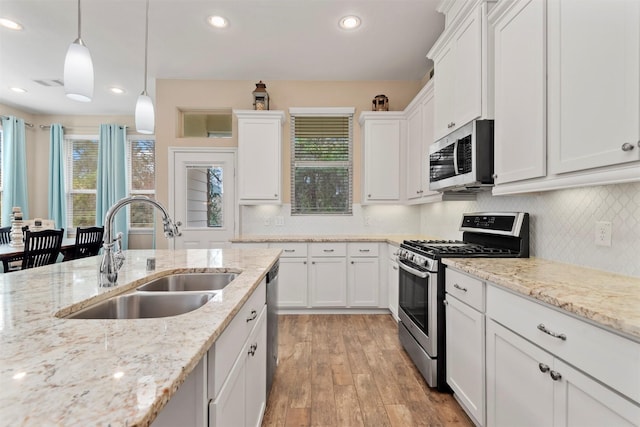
left=290, top=113, right=353, bottom=215
left=65, top=138, right=99, bottom=229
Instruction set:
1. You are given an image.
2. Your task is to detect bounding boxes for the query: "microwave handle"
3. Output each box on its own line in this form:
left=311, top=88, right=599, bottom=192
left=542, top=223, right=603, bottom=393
left=453, top=140, right=459, bottom=175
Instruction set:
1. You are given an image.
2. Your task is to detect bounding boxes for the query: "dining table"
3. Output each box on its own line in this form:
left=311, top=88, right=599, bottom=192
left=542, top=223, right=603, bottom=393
left=0, top=238, right=78, bottom=265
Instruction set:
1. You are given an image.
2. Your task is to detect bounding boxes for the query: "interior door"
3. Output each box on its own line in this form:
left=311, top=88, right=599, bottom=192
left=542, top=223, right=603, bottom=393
left=170, top=148, right=236, bottom=249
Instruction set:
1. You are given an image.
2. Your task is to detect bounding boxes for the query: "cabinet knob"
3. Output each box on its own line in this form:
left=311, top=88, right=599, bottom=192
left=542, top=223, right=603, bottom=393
left=492, top=174, right=498, bottom=179
left=549, top=370, right=562, bottom=381
left=538, top=363, right=550, bottom=373
left=274, top=194, right=278, bottom=197
left=351, top=261, right=355, bottom=264
left=303, top=261, right=307, bottom=265
left=392, top=265, right=398, bottom=270
left=368, top=194, right=372, bottom=198
left=621, top=143, right=635, bottom=151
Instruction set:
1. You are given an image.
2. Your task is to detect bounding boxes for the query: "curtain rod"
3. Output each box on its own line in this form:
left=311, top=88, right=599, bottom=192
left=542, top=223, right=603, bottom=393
left=0, top=115, right=34, bottom=128
left=40, top=125, right=126, bottom=131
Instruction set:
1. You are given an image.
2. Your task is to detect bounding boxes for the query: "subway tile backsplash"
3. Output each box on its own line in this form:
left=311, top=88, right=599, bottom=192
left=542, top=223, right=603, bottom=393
left=419, top=182, right=640, bottom=278
left=240, top=182, right=639, bottom=278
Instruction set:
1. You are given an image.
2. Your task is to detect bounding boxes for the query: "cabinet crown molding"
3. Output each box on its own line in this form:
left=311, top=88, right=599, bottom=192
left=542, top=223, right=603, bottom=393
left=233, top=110, right=285, bottom=122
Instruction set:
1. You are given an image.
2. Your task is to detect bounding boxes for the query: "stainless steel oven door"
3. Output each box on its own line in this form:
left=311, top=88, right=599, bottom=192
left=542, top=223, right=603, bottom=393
left=397, top=258, right=438, bottom=357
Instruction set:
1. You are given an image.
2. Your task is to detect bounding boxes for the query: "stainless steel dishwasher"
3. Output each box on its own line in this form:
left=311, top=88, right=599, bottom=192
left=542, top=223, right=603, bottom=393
left=266, top=261, right=279, bottom=396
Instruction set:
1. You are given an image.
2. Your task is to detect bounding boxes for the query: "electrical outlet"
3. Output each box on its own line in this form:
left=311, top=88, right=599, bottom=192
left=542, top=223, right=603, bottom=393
left=275, top=216, right=284, bottom=226
left=263, top=217, right=271, bottom=226
left=595, top=221, right=612, bottom=247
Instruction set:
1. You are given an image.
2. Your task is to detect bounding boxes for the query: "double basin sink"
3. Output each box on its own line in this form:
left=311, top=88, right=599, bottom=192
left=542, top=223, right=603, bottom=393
left=65, top=273, right=237, bottom=319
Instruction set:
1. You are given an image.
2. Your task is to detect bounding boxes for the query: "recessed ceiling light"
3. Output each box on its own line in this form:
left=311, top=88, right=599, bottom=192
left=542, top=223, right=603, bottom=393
left=0, top=18, right=23, bottom=31
left=208, top=15, right=228, bottom=28
left=109, top=87, right=125, bottom=94
left=339, top=15, right=361, bottom=30
left=10, top=87, right=27, bottom=93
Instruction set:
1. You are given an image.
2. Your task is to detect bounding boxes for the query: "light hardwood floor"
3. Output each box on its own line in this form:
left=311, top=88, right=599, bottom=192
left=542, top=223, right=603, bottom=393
left=262, top=314, right=473, bottom=427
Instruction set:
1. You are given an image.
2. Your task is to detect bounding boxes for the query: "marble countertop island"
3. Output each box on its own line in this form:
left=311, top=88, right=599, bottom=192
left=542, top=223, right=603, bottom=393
left=0, top=248, right=281, bottom=427
left=231, top=234, right=431, bottom=246
left=442, top=257, right=640, bottom=341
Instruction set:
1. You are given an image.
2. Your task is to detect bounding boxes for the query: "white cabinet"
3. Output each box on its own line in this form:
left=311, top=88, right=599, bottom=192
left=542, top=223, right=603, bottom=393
left=486, top=284, right=640, bottom=427
left=490, top=0, right=546, bottom=185
left=234, top=110, right=285, bottom=204
left=486, top=318, right=640, bottom=427
left=347, top=243, right=380, bottom=307
left=428, top=1, right=493, bottom=140
left=548, top=0, right=640, bottom=175
left=359, top=112, right=405, bottom=203
left=405, top=82, right=441, bottom=202
left=445, top=267, right=486, bottom=426
left=211, top=306, right=267, bottom=427
left=387, top=245, right=399, bottom=320
left=270, top=243, right=308, bottom=308
left=309, top=243, right=348, bottom=307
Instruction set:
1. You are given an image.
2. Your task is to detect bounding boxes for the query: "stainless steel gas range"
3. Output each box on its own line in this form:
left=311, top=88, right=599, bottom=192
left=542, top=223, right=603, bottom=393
left=397, top=212, right=530, bottom=390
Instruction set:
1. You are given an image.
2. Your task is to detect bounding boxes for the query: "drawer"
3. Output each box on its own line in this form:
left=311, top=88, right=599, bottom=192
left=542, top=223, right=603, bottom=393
left=210, top=279, right=266, bottom=397
left=270, top=242, right=307, bottom=257
left=309, top=242, right=347, bottom=257
left=487, top=284, right=640, bottom=403
left=445, top=267, right=485, bottom=312
left=348, top=242, right=379, bottom=257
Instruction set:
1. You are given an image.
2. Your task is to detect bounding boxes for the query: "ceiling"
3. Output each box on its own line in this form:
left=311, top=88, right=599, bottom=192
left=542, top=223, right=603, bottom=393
left=0, top=0, right=444, bottom=116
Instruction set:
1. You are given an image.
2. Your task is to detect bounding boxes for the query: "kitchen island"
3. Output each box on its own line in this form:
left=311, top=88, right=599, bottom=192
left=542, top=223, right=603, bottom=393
left=0, top=248, right=281, bottom=426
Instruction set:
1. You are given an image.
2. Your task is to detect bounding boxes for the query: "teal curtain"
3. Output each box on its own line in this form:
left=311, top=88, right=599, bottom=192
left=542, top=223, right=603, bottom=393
left=96, top=124, right=128, bottom=249
left=48, top=124, right=67, bottom=229
left=1, top=116, right=29, bottom=226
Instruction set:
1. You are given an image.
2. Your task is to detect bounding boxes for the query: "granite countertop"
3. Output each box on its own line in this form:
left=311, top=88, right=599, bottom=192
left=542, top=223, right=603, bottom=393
left=442, top=257, right=640, bottom=341
left=231, top=234, right=429, bottom=246
left=0, top=248, right=281, bottom=427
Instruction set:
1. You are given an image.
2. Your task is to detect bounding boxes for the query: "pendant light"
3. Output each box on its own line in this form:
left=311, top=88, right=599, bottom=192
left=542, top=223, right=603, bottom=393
left=64, top=0, right=93, bottom=102
left=135, top=0, right=155, bottom=134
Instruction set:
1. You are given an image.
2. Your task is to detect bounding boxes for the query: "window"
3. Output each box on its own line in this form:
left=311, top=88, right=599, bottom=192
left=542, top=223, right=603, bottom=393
left=0, top=127, right=3, bottom=224
left=66, top=137, right=99, bottom=229
left=65, top=135, right=155, bottom=232
left=128, top=137, right=155, bottom=229
left=290, top=108, right=354, bottom=215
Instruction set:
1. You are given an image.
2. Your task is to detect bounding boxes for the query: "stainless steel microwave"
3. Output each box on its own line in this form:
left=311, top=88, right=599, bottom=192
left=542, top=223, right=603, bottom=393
left=428, top=120, right=494, bottom=192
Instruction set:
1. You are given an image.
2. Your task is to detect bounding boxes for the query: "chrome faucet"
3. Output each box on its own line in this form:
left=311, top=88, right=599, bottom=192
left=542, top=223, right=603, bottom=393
left=99, top=196, right=180, bottom=287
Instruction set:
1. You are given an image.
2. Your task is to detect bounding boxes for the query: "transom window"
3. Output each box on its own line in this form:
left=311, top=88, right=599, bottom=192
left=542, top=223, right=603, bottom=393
left=290, top=108, right=354, bottom=215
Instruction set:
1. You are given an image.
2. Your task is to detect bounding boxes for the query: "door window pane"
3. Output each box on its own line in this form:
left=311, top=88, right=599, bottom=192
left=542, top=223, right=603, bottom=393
left=186, top=166, right=224, bottom=228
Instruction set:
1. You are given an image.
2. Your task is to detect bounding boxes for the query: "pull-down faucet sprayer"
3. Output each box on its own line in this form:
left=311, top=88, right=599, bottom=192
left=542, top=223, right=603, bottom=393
left=99, top=196, right=180, bottom=287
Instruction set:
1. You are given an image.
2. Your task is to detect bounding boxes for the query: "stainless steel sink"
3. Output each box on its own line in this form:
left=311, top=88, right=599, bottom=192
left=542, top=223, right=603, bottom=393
left=136, top=272, right=237, bottom=292
left=65, top=292, right=216, bottom=319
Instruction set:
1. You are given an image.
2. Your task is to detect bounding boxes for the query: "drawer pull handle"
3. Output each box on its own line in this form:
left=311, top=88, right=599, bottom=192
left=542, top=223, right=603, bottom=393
left=246, top=310, right=257, bottom=322
left=359, top=249, right=370, bottom=252
left=550, top=370, right=562, bottom=381
left=453, top=284, right=468, bottom=292
left=323, top=249, right=334, bottom=253
left=537, top=323, right=567, bottom=341
left=538, top=363, right=550, bottom=373
left=284, top=249, right=295, bottom=253
left=248, top=343, right=258, bottom=356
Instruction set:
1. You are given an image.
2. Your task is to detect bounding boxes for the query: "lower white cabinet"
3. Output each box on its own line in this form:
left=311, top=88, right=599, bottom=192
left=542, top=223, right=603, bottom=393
left=210, top=305, right=267, bottom=427
left=387, top=256, right=399, bottom=320
left=347, top=243, right=380, bottom=307
left=486, top=284, right=640, bottom=427
left=277, top=257, right=308, bottom=307
left=309, top=257, right=348, bottom=307
left=445, top=267, right=486, bottom=426
left=486, top=318, right=640, bottom=427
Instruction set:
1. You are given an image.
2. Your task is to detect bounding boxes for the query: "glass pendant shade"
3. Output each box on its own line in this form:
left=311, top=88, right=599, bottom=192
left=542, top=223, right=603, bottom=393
left=64, top=39, right=94, bottom=102
left=135, top=92, right=155, bottom=134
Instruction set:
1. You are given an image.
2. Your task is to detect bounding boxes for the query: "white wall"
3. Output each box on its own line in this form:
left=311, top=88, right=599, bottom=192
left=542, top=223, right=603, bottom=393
left=419, top=182, right=640, bottom=278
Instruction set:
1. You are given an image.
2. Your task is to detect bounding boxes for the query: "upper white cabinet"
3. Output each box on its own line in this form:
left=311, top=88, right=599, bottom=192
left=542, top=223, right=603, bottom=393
left=490, top=0, right=546, bottom=185
left=548, top=0, right=640, bottom=174
left=359, top=112, right=405, bottom=203
left=234, top=110, right=285, bottom=204
left=428, top=0, right=494, bottom=141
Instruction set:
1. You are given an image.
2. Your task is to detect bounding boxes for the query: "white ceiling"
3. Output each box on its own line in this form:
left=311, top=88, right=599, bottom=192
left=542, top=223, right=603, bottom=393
left=0, top=0, right=444, bottom=116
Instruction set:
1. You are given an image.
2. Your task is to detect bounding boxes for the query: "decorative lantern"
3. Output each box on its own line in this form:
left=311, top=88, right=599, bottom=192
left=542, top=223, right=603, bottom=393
left=252, top=81, right=269, bottom=110
left=372, top=94, right=389, bottom=111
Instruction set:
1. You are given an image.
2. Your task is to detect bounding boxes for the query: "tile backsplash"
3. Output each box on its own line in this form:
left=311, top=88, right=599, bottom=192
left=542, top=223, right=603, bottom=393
left=419, top=182, right=640, bottom=278
left=240, top=183, right=639, bottom=278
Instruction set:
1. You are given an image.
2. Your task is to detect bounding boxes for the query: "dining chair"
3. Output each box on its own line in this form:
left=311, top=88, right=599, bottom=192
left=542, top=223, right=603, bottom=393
left=65, top=226, right=104, bottom=261
left=3, top=229, right=64, bottom=272
left=0, top=226, right=11, bottom=244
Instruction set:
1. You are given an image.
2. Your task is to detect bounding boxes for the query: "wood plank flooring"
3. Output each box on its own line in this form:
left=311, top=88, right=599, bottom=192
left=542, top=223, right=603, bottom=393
left=262, top=314, right=473, bottom=427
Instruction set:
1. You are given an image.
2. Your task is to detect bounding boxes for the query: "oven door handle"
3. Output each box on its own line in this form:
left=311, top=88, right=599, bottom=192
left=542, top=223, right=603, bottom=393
left=398, top=259, right=429, bottom=279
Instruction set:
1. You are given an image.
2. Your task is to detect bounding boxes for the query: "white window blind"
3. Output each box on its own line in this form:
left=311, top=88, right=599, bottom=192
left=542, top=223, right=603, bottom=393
left=290, top=109, right=353, bottom=215
left=127, top=137, right=155, bottom=229
left=65, top=137, right=99, bottom=230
